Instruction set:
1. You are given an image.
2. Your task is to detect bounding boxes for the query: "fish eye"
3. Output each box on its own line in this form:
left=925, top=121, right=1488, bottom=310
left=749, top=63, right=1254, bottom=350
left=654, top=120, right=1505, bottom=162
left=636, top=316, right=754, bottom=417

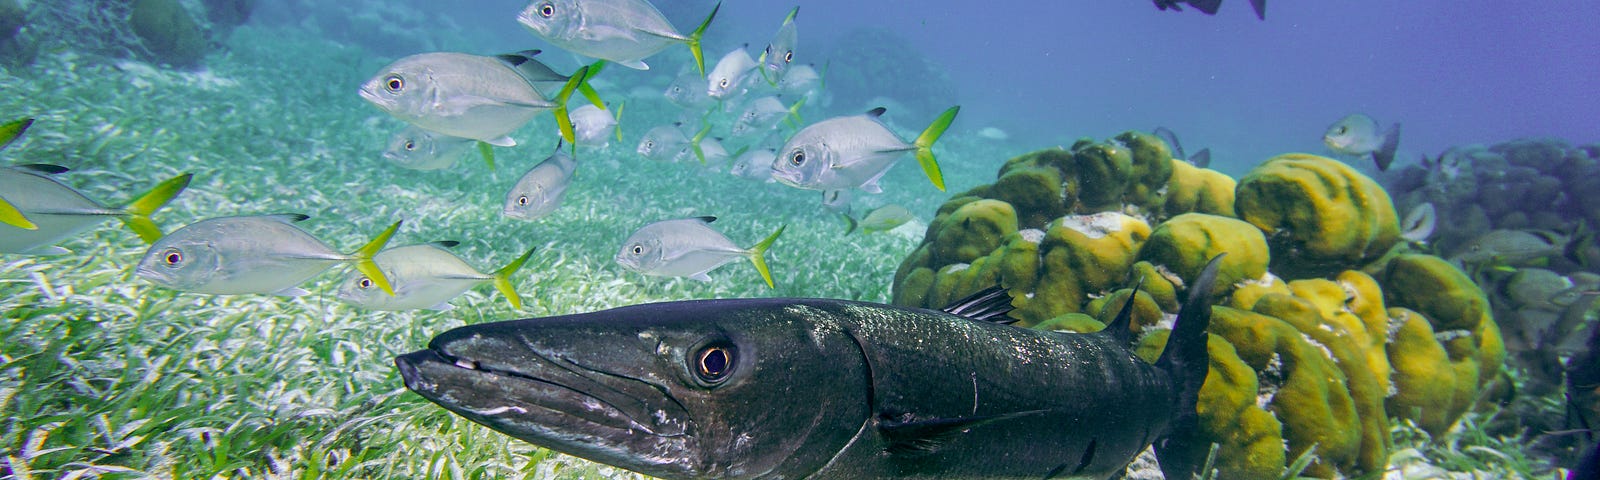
left=357, top=276, right=374, bottom=290
left=384, top=74, right=404, bottom=93
left=517, top=195, right=530, bottom=206
left=789, top=150, right=805, bottom=166
left=718, top=78, right=729, bottom=88
left=160, top=248, right=183, bottom=267
left=1335, top=126, right=1347, bottom=135
left=784, top=51, right=793, bottom=63
left=539, top=2, right=554, bottom=17
left=645, top=140, right=654, bottom=148
left=631, top=245, right=644, bottom=255
left=692, top=343, right=736, bottom=384
left=403, top=141, right=416, bottom=151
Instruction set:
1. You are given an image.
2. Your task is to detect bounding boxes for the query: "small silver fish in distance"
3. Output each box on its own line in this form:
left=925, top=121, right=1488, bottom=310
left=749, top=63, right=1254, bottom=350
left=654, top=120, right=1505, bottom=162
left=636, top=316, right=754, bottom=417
left=776, top=63, right=821, bottom=98
left=504, top=145, right=579, bottom=221
left=637, top=124, right=691, bottom=162
left=517, top=0, right=720, bottom=75
left=337, top=243, right=536, bottom=311
left=758, top=7, right=798, bottom=84
left=845, top=204, right=915, bottom=235
left=773, top=106, right=959, bottom=193
left=1400, top=202, right=1437, bottom=243
left=136, top=215, right=400, bottom=297
left=729, top=149, right=776, bottom=182
left=706, top=46, right=757, bottom=100
left=0, top=164, right=191, bottom=255
left=1323, top=113, right=1401, bottom=171
left=664, top=71, right=715, bottom=109
left=569, top=104, right=618, bottom=146
left=730, top=96, right=801, bottom=137
left=1450, top=229, right=1566, bottom=267
left=384, top=126, right=477, bottom=171
left=615, top=216, right=785, bottom=288
left=360, top=52, right=557, bottom=147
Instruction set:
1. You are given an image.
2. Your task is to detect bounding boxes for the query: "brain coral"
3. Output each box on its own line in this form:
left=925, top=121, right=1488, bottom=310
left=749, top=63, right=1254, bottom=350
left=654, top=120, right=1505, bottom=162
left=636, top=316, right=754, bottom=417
left=891, top=134, right=1504, bottom=479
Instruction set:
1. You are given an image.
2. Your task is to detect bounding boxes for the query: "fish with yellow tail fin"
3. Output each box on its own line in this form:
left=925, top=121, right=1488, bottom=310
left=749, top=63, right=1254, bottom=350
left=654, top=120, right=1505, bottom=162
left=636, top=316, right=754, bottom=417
left=338, top=243, right=536, bottom=311
left=358, top=52, right=593, bottom=146
left=772, top=105, right=959, bottom=193
left=1, top=117, right=37, bottom=230
left=758, top=6, right=799, bottom=85
left=615, top=217, right=784, bottom=288
left=1, top=165, right=192, bottom=255
left=517, top=0, right=721, bottom=76
left=395, top=254, right=1225, bottom=480
left=137, top=216, right=401, bottom=297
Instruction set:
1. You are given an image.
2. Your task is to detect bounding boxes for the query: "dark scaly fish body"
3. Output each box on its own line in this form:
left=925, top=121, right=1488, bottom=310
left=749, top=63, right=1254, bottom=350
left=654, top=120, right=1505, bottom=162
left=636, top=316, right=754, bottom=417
left=397, top=258, right=1223, bottom=479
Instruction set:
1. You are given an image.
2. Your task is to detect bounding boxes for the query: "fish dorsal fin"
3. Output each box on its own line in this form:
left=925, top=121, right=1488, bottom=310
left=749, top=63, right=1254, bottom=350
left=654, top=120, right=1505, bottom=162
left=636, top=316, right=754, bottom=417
left=693, top=215, right=717, bottom=224
left=265, top=213, right=311, bottom=223
left=431, top=240, right=461, bottom=248
left=941, top=286, right=1016, bottom=324
left=880, top=410, right=1044, bottom=456
left=1101, top=279, right=1143, bottom=344
left=865, top=107, right=887, bottom=118
left=18, top=163, right=69, bottom=175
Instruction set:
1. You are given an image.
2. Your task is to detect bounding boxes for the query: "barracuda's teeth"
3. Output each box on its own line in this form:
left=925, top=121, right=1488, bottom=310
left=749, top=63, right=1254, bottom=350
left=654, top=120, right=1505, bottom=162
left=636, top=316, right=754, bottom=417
left=455, top=359, right=479, bottom=370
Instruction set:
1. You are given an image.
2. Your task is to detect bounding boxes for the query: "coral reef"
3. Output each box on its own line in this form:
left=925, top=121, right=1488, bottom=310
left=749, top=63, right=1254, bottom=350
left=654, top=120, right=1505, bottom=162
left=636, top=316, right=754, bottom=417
left=0, top=0, right=33, bottom=67
left=131, top=0, right=210, bottom=68
left=28, top=0, right=236, bottom=68
left=892, top=133, right=1505, bottom=478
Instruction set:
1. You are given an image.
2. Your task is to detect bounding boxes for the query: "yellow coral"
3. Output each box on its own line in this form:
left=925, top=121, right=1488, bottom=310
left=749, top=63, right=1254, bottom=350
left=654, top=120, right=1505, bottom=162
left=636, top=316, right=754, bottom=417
left=1235, top=153, right=1401, bottom=278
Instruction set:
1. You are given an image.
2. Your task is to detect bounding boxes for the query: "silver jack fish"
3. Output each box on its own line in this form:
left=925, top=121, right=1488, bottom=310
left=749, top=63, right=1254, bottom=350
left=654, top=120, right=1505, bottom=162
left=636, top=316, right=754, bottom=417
left=337, top=242, right=535, bottom=311
left=0, top=164, right=191, bottom=255
left=773, top=106, right=959, bottom=193
left=517, top=0, right=721, bottom=75
left=665, top=71, right=715, bottom=109
left=730, top=96, right=803, bottom=137
left=615, top=216, right=784, bottom=288
left=844, top=204, right=915, bottom=235
left=570, top=103, right=620, bottom=146
left=384, top=126, right=482, bottom=171
left=637, top=123, right=692, bottom=162
left=1323, top=113, right=1401, bottom=171
left=396, top=256, right=1224, bottom=480
left=729, top=148, right=776, bottom=182
left=0, top=117, right=35, bottom=230
left=706, top=46, right=757, bottom=101
left=136, top=215, right=400, bottom=297
left=758, top=7, right=799, bottom=85
left=358, top=52, right=591, bottom=147
left=503, top=144, right=579, bottom=222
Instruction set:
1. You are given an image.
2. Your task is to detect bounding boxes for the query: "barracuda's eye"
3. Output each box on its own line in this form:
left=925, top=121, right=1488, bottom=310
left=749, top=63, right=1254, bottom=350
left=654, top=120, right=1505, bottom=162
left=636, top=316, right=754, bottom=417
left=783, top=51, right=793, bottom=63
left=161, top=248, right=183, bottom=266
left=384, top=75, right=404, bottom=93
left=789, top=150, right=805, bottom=166
left=539, top=3, right=555, bottom=18
left=357, top=277, right=374, bottom=289
left=693, top=343, right=736, bottom=384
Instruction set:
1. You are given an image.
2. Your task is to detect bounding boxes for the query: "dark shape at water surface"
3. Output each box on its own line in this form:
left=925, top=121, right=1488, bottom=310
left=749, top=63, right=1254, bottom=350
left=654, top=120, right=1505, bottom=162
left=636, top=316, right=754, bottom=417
left=1153, top=0, right=1266, bottom=20
left=398, top=256, right=1226, bottom=479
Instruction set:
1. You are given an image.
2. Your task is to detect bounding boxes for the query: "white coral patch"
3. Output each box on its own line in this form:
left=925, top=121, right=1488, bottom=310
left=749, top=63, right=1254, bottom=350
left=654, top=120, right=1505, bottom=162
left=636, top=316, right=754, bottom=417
left=1055, top=212, right=1132, bottom=240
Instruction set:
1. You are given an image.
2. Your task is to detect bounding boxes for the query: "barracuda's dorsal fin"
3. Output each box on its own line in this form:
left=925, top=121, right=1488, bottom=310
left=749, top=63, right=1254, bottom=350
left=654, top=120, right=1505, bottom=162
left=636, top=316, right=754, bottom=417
left=941, top=286, right=1016, bottom=324
left=879, top=410, right=1045, bottom=456
left=1101, top=278, right=1144, bottom=344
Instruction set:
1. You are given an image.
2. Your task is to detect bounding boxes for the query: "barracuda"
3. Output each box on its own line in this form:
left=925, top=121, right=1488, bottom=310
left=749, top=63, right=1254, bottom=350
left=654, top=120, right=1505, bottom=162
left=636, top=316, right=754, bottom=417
left=396, top=257, right=1224, bottom=480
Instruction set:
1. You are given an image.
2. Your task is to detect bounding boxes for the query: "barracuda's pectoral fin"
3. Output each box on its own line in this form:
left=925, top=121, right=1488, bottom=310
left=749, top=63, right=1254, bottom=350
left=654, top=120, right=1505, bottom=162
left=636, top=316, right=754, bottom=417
left=879, top=410, right=1046, bottom=457
left=940, top=286, right=1016, bottom=324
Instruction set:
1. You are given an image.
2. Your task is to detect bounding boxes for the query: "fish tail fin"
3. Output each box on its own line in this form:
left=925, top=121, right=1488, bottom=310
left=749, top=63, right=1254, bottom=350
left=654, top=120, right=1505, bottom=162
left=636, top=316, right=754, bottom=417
left=785, top=96, right=807, bottom=128
left=352, top=220, right=403, bottom=296
left=578, top=60, right=607, bottom=109
left=477, top=141, right=496, bottom=169
left=551, top=64, right=595, bottom=144
left=687, top=2, right=722, bottom=77
left=491, top=247, right=537, bottom=310
left=842, top=213, right=858, bottom=235
left=912, top=106, right=960, bottom=191
left=614, top=101, right=625, bottom=143
left=0, top=197, right=37, bottom=230
left=1373, top=122, right=1401, bottom=171
left=1250, top=0, right=1267, bottom=19
left=118, top=173, right=193, bottom=243
left=746, top=224, right=785, bottom=289
left=1153, top=253, right=1224, bottom=480
left=0, top=117, right=33, bottom=151
left=691, top=122, right=712, bottom=164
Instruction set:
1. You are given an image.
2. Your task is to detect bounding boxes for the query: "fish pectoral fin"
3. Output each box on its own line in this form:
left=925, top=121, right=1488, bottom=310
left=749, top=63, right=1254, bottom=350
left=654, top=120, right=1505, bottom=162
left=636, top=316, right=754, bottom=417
left=486, top=136, right=517, bottom=147
left=689, top=272, right=714, bottom=282
left=428, top=302, right=456, bottom=312
left=273, top=287, right=312, bottom=297
left=21, top=245, right=72, bottom=256
left=615, top=59, right=650, bottom=70
left=859, top=180, right=883, bottom=194
left=879, top=410, right=1047, bottom=457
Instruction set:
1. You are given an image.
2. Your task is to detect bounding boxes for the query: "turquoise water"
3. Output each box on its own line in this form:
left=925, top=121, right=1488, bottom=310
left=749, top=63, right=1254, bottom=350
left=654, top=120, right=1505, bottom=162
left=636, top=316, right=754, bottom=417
left=1, top=1, right=1595, bottom=479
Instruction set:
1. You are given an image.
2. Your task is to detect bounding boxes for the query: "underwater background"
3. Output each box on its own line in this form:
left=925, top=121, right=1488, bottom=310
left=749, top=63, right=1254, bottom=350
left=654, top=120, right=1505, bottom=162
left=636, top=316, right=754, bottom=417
left=1, top=0, right=1597, bottom=478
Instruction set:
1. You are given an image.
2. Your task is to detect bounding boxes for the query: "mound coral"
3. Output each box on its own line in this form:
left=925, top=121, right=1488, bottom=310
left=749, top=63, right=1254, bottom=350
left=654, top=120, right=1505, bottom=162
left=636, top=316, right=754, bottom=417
left=131, top=0, right=210, bottom=68
left=892, top=135, right=1504, bottom=479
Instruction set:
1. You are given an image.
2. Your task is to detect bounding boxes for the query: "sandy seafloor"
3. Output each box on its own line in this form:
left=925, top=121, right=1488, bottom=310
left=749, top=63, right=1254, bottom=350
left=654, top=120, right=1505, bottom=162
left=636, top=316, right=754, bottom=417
left=0, top=19, right=1578, bottom=480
